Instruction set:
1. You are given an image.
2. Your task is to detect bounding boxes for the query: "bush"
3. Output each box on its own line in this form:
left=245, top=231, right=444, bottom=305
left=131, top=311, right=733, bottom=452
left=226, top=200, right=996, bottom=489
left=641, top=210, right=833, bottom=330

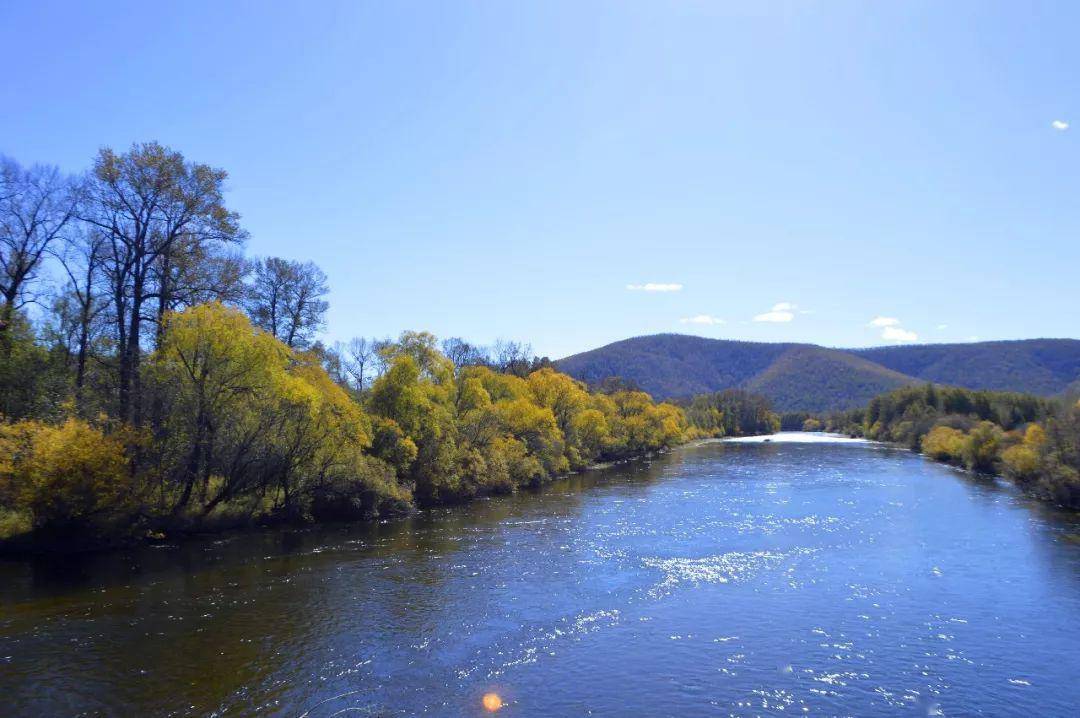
left=310, top=454, right=411, bottom=521
left=961, top=421, right=1004, bottom=473
left=1001, top=444, right=1040, bottom=482
left=1001, top=425, right=1046, bottom=483
left=920, top=425, right=967, bottom=463
left=0, top=508, right=33, bottom=541
left=0, top=418, right=136, bottom=537
left=0, top=313, right=68, bottom=421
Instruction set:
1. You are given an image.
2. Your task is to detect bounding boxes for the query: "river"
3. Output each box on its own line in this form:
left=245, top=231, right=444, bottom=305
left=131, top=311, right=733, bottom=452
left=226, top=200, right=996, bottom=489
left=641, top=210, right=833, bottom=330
left=2, top=433, right=1079, bottom=716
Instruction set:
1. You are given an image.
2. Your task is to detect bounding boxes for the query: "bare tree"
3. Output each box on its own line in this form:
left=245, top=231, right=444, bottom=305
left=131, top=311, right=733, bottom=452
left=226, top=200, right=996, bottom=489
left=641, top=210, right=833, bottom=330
left=152, top=238, right=248, bottom=345
left=342, top=336, right=379, bottom=390
left=491, top=338, right=535, bottom=376
left=441, top=336, right=487, bottom=368
left=244, top=256, right=328, bottom=348
left=0, top=157, right=79, bottom=335
left=55, top=225, right=110, bottom=406
left=81, top=142, right=246, bottom=424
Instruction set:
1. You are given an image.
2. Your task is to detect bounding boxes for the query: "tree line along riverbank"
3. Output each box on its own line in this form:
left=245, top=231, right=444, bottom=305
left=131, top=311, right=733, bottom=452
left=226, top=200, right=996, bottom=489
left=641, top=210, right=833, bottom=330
left=2, top=142, right=1077, bottom=554
left=820, top=384, right=1080, bottom=509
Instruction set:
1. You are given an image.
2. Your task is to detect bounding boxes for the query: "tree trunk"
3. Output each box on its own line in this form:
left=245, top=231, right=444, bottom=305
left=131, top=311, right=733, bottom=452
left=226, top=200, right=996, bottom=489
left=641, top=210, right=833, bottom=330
left=126, top=272, right=144, bottom=426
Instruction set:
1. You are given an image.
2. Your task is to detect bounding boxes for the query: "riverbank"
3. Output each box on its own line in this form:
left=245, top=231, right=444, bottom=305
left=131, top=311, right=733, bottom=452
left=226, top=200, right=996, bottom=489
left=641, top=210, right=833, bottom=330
left=911, top=441, right=1080, bottom=511
left=0, top=434, right=763, bottom=558
left=728, top=429, right=1080, bottom=511
left=823, top=386, right=1080, bottom=511
left=0, top=315, right=693, bottom=557
left=0, top=444, right=682, bottom=557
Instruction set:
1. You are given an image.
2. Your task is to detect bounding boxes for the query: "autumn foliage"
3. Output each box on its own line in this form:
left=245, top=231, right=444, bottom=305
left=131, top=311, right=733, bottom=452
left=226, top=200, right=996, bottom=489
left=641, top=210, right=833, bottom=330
left=0, top=304, right=687, bottom=545
left=0, top=417, right=136, bottom=538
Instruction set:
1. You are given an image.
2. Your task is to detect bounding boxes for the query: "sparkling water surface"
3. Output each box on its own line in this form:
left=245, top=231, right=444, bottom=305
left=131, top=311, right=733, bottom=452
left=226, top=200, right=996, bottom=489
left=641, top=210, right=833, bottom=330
left=2, top=434, right=1079, bottom=716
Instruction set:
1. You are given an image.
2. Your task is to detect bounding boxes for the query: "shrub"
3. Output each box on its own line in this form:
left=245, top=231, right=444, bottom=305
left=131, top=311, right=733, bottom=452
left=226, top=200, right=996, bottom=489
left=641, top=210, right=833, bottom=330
left=961, top=421, right=1004, bottom=473
left=0, top=509, right=33, bottom=541
left=0, top=418, right=136, bottom=536
left=1001, top=444, right=1040, bottom=482
left=310, top=454, right=411, bottom=521
left=1001, top=425, right=1046, bottom=483
left=920, top=425, right=966, bottom=463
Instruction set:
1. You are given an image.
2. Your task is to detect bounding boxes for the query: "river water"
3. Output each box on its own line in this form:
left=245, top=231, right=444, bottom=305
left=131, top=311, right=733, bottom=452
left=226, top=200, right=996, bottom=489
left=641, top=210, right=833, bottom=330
left=2, top=434, right=1080, bottom=717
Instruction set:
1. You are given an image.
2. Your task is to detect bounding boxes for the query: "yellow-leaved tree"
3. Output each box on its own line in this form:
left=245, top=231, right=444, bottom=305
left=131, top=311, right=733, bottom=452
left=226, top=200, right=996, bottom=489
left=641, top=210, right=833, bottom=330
left=148, top=302, right=408, bottom=525
left=1001, top=423, right=1047, bottom=483
left=920, top=425, right=967, bottom=463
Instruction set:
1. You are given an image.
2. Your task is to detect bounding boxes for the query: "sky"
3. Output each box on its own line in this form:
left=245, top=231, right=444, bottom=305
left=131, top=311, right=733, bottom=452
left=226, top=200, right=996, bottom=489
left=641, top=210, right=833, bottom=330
left=2, top=1, right=1077, bottom=359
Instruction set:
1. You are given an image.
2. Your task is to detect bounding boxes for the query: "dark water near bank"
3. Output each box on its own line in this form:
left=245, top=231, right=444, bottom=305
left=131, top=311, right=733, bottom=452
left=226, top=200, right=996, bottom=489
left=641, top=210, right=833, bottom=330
left=3, top=435, right=1080, bottom=717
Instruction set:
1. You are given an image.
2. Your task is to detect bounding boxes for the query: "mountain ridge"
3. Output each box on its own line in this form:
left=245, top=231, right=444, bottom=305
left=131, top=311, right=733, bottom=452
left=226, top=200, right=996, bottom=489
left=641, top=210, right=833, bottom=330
left=555, top=334, right=1080, bottom=412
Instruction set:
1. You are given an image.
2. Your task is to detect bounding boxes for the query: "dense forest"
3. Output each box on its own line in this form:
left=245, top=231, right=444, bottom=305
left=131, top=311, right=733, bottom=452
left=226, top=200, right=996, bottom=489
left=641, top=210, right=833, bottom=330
left=823, top=385, right=1080, bottom=508
left=676, top=389, right=781, bottom=437
left=556, top=334, right=1080, bottom=411
left=0, top=144, right=697, bottom=551
left=853, top=340, right=1080, bottom=396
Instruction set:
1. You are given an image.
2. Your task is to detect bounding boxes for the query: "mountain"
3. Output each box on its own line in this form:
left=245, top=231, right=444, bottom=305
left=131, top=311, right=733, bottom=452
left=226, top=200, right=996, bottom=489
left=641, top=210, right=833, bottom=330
left=553, top=335, right=791, bottom=399
left=741, top=345, right=914, bottom=412
left=555, top=334, right=1080, bottom=413
left=852, top=340, right=1080, bottom=395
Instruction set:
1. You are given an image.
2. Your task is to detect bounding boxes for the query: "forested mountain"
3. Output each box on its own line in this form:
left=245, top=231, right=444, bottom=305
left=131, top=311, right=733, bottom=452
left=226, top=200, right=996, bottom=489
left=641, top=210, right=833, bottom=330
left=554, top=335, right=793, bottom=400
left=741, top=345, right=914, bottom=412
left=556, top=334, right=1080, bottom=412
left=853, top=340, right=1080, bottom=395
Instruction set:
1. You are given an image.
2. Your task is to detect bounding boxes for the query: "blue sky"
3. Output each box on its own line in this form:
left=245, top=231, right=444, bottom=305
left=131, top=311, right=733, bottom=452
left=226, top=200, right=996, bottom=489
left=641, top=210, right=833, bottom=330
left=2, top=1, right=1077, bottom=358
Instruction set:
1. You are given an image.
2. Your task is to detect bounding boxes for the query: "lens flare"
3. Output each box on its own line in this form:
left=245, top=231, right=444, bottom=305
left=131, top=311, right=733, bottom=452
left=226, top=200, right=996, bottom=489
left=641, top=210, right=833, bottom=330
left=482, top=692, right=503, bottom=711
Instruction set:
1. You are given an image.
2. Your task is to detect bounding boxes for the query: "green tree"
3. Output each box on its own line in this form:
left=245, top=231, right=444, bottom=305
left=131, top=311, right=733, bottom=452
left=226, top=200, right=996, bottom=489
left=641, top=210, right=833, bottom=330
left=962, top=421, right=1005, bottom=473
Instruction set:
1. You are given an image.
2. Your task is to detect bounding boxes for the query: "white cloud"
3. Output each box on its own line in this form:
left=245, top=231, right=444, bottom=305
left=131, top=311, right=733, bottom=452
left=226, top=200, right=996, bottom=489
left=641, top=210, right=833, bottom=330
left=865, top=315, right=918, bottom=342
left=679, top=314, right=725, bottom=325
left=882, top=326, right=918, bottom=342
left=1052, top=119, right=1069, bottom=131
left=937, top=324, right=948, bottom=330
left=753, top=302, right=797, bottom=322
left=626, top=283, right=683, bottom=292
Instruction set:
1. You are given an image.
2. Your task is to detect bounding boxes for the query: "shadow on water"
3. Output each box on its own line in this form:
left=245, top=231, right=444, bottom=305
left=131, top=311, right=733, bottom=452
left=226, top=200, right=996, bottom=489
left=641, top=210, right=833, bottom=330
left=2, top=452, right=674, bottom=603
left=0, top=453, right=676, bottom=716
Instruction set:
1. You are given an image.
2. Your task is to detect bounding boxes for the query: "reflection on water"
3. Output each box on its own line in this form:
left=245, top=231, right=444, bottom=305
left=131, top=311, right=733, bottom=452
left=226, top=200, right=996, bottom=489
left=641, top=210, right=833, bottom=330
left=2, top=435, right=1079, bottom=716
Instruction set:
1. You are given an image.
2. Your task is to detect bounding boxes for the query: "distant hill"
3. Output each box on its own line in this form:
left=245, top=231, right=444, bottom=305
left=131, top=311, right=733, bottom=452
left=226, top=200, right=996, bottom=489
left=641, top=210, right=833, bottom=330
left=742, top=345, right=914, bottom=412
left=555, top=334, right=1080, bottom=413
left=852, top=340, right=1080, bottom=395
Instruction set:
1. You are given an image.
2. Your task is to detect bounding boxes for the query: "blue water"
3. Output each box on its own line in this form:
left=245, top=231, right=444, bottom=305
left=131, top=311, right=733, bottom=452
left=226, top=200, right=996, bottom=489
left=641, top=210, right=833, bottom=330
left=2, top=434, right=1079, bottom=716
